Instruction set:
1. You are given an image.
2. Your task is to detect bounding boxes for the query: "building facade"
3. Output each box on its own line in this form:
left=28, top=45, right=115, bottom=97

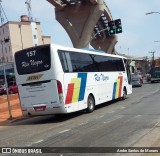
left=154, top=58, right=160, bottom=67
left=0, top=16, right=51, bottom=65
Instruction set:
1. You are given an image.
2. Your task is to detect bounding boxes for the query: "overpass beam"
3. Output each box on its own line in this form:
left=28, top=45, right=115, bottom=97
left=47, top=0, right=118, bottom=54
left=47, top=0, right=64, bottom=10
left=91, top=35, right=118, bottom=54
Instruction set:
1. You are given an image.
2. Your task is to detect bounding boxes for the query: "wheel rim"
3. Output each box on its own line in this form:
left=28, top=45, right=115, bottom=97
left=89, top=98, right=94, bottom=110
left=87, top=96, right=95, bottom=112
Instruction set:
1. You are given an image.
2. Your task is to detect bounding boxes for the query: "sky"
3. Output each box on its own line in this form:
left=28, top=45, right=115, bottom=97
left=1, top=0, right=160, bottom=58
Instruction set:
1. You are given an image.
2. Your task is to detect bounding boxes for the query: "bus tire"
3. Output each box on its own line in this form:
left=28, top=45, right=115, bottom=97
left=121, top=88, right=127, bottom=100
left=87, top=95, right=95, bottom=113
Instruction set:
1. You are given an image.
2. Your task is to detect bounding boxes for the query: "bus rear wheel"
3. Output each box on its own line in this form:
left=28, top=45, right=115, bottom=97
left=87, top=95, right=95, bottom=113
left=121, top=88, right=127, bottom=100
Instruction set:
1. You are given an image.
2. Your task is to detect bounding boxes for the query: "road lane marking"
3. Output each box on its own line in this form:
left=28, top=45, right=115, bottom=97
left=59, top=129, right=70, bottom=134
left=108, top=111, right=115, bottom=113
left=135, top=115, right=142, bottom=117
left=121, top=107, right=126, bottom=109
left=123, top=115, right=142, bottom=124
left=34, top=139, right=43, bottom=144
left=79, top=122, right=88, bottom=126
left=96, top=115, right=104, bottom=119
left=27, top=139, right=43, bottom=146
left=104, top=115, right=124, bottom=124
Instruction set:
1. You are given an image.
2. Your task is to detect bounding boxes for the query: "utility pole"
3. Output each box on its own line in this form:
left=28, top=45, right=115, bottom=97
left=149, top=51, right=156, bottom=67
left=0, top=0, right=12, bottom=120
left=25, top=0, right=32, bottom=21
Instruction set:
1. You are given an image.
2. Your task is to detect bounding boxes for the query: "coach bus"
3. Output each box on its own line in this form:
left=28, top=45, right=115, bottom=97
left=14, top=44, right=132, bottom=116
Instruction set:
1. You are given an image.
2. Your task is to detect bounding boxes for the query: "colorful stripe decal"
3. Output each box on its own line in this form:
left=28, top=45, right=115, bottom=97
left=78, top=73, right=87, bottom=101
left=65, top=83, right=74, bottom=104
left=71, top=78, right=81, bottom=103
left=115, top=79, right=120, bottom=98
left=118, top=76, right=123, bottom=97
left=112, top=76, right=123, bottom=100
left=112, top=82, right=117, bottom=100
left=65, top=73, right=87, bottom=104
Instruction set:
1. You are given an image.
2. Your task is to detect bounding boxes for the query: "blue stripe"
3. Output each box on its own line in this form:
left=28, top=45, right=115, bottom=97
left=112, top=82, right=117, bottom=100
left=78, top=73, right=87, bottom=101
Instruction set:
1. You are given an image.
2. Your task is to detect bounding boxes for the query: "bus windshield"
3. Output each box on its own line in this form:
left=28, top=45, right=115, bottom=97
left=15, top=45, right=51, bottom=75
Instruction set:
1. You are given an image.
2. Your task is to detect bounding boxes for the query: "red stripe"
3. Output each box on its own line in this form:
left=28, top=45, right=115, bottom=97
left=118, top=76, right=123, bottom=97
left=65, top=83, right=74, bottom=104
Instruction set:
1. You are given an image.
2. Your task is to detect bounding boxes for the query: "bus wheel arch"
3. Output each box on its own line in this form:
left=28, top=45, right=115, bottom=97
left=86, top=94, right=95, bottom=113
left=122, top=87, right=127, bottom=100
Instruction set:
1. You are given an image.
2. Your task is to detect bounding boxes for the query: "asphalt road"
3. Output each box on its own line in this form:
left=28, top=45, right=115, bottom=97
left=0, top=82, right=160, bottom=156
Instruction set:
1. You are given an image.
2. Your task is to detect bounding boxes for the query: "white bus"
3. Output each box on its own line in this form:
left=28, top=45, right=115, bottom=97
left=14, top=44, right=132, bottom=116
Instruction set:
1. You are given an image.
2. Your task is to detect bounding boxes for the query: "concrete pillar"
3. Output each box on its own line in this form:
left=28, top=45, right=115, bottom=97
left=47, top=0, right=118, bottom=54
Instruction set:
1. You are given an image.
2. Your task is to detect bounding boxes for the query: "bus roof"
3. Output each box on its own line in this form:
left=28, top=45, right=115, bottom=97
left=51, top=44, right=126, bottom=59
left=14, top=43, right=126, bottom=59
left=80, top=48, right=104, bottom=53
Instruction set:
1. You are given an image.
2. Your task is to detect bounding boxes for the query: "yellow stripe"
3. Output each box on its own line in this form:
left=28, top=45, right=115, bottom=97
left=71, top=78, right=81, bottom=103
left=116, top=79, right=120, bottom=98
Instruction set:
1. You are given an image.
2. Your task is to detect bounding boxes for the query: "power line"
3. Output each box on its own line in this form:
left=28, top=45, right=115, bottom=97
left=149, top=51, right=156, bottom=67
left=25, top=0, right=33, bottom=21
left=0, top=0, right=12, bottom=120
left=0, top=0, right=8, bottom=25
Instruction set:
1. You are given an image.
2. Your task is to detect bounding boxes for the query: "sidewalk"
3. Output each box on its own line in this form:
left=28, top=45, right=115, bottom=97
left=0, top=94, right=23, bottom=125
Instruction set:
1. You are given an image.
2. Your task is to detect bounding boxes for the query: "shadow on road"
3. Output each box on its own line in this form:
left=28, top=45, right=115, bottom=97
left=1, top=99, right=120, bottom=127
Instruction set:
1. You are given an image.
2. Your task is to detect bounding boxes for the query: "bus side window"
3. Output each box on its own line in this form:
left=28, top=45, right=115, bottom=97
left=58, top=51, right=69, bottom=72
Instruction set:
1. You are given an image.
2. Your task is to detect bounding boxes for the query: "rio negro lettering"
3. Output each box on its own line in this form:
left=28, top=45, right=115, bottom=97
left=30, top=60, right=43, bottom=67
left=94, top=74, right=109, bottom=81
left=21, top=60, right=43, bottom=68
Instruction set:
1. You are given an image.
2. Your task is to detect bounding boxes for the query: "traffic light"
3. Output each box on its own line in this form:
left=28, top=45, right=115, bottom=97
left=115, top=19, right=122, bottom=33
left=108, top=21, right=116, bottom=35
left=107, top=19, right=122, bottom=35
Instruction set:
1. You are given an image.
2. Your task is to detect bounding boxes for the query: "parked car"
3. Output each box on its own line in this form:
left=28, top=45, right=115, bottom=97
left=0, top=84, right=5, bottom=95
left=132, top=73, right=142, bottom=87
left=3, top=81, right=18, bottom=94
left=8, top=81, right=18, bottom=94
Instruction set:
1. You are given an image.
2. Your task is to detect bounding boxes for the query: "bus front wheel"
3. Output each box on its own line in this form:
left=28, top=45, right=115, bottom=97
left=87, top=95, right=95, bottom=113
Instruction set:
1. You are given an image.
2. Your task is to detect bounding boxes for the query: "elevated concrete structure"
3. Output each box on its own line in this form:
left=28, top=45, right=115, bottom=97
left=47, top=0, right=118, bottom=54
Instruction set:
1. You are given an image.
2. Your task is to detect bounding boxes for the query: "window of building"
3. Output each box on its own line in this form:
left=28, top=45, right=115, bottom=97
left=34, top=35, right=37, bottom=39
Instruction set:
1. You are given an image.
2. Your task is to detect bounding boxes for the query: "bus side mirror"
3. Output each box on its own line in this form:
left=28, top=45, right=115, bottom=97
left=130, top=65, right=134, bottom=73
